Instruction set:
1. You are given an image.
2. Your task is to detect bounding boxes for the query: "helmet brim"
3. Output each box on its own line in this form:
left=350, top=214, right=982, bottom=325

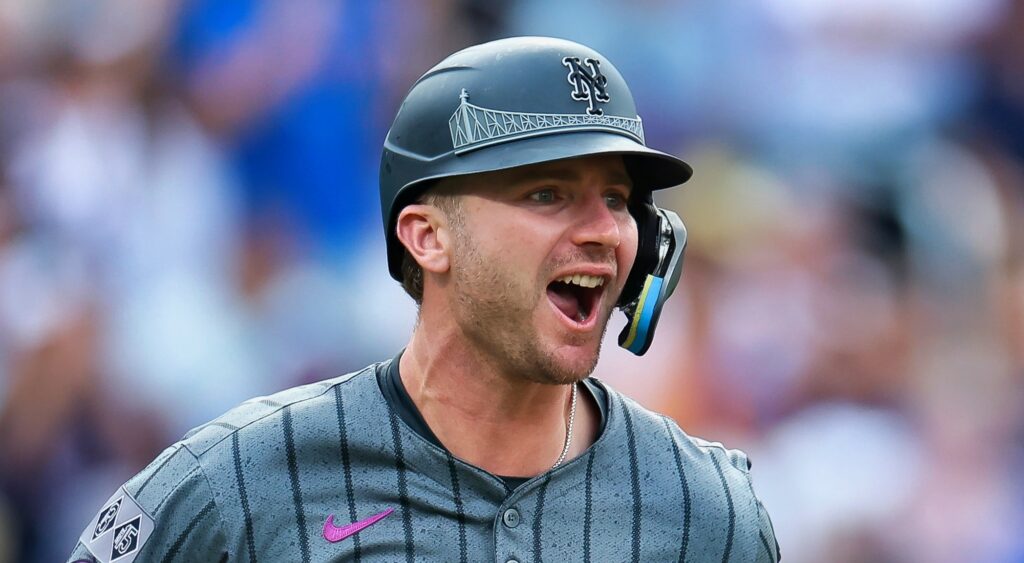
left=444, top=130, right=693, bottom=190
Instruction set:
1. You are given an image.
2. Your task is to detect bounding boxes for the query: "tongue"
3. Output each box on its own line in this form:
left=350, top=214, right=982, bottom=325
left=548, top=284, right=582, bottom=321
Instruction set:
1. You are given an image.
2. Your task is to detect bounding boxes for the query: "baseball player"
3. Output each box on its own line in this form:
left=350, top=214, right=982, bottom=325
left=68, top=37, right=779, bottom=562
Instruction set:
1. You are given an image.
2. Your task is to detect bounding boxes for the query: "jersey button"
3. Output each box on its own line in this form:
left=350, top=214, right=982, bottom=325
left=502, top=508, right=521, bottom=528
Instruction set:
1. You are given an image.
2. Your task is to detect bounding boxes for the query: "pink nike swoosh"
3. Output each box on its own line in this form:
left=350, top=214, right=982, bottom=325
left=323, top=508, right=394, bottom=543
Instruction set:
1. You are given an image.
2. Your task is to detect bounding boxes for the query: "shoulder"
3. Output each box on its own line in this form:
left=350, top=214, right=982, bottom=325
left=69, top=443, right=225, bottom=562
left=68, top=363, right=385, bottom=563
left=597, top=380, right=780, bottom=562
left=598, top=378, right=752, bottom=472
left=178, top=363, right=380, bottom=460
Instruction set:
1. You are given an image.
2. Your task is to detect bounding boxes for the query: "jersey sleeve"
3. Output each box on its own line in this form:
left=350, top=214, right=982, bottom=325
left=754, top=492, right=781, bottom=562
left=731, top=449, right=781, bottom=563
left=66, top=445, right=228, bottom=563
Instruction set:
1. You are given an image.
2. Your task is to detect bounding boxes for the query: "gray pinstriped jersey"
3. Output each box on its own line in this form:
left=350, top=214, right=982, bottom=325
left=68, top=360, right=779, bottom=562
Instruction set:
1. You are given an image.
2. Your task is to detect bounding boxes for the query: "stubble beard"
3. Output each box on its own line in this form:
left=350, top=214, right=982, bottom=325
left=449, top=233, right=616, bottom=386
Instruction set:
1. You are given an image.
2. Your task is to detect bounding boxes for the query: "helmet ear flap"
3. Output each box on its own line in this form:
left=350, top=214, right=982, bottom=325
left=619, top=191, right=660, bottom=307
left=617, top=202, right=688, bottom=356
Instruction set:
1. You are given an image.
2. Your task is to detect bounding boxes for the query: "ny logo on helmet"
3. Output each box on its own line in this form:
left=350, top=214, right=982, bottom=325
left=562, top=57, right=610, bottom=116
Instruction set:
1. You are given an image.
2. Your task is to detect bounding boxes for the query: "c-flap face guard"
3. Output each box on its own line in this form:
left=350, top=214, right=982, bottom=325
left=617, top=208, right=687, bottom=356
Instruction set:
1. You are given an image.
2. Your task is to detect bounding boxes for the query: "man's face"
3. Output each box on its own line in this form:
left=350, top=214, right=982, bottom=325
left=443, top=154, right=638, bottom=384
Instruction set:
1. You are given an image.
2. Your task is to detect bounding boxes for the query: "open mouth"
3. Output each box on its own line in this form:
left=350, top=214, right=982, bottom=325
left=546, top=274, right=605, bottom=326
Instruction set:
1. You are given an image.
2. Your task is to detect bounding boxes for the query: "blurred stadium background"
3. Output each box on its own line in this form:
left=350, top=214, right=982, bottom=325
left=1, top=0, right=1023, bottom=561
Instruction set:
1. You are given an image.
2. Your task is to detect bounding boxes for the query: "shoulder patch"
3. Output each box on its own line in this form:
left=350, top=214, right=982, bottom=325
left=80, top=487, right=155, bottom=563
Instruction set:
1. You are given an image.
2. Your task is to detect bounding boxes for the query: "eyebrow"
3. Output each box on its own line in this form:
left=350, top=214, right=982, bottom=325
left=507, top=165, right=633, bottom=189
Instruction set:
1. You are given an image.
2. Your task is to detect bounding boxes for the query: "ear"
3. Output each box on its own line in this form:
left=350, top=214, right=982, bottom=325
left=396, top=204, right=452, bottom=274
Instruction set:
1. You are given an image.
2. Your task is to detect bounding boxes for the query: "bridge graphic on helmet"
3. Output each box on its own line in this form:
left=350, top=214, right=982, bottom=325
left=449, top=89, right=645, bottom=154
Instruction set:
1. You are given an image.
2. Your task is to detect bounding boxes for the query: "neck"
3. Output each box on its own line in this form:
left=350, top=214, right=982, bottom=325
left=400, top=314, right=597, bottom=477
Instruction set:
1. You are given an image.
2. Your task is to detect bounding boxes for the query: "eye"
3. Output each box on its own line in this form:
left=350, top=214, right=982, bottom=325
left=604, top=191, right=628, bottom=210
left=528, top=188, right=558, bottom=203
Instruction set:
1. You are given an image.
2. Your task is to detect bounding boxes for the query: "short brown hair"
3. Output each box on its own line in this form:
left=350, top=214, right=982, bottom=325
left=399, top=187, right=463, bottom=304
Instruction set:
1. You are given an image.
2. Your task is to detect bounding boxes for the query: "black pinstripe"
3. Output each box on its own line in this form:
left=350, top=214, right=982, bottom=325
left=759, top=529, right=774, bottom=561
left=231, top=432, right=258, bottom=563
left=333, top=384, right=362, bottom=560
left=663, top=418, right=692, bottom=563
left=532, top=473, right=552, bottom=563
left=583, top=450, right=595, bottom=563
left=133, top=446, right=181, bottom=498
left=159, top=500, right=217, bottom=563
left=283, top=407, right=311, bottom=563
left=152, top=468, right=200, bottom=514
left=388, top=411, right=415, bottom=563
left=710, top=453, right=735, bottom=563
left=444, top=452, right=469, bottom=563
left=622, top=404, right=642, bottom=563
left=742, top=464, right=779, bottom=561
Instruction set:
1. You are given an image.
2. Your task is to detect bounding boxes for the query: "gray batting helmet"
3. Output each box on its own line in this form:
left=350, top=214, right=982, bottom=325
left=379, top=36, right=692, bottom=354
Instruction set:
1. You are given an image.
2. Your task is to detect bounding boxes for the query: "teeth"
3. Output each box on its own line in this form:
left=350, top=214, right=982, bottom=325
left=557, top=274, right=605, bottom=288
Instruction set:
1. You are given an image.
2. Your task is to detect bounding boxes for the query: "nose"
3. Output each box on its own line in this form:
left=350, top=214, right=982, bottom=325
left=569, top=193, right=621, bottom=249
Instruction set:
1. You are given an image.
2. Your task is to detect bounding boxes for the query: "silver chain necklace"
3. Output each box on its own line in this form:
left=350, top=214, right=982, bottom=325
left=551, top=382, right=578, bottom=469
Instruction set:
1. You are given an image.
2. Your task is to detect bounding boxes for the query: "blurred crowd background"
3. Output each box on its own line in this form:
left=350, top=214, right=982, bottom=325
left=0, top=0, right=1022, bottom=561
